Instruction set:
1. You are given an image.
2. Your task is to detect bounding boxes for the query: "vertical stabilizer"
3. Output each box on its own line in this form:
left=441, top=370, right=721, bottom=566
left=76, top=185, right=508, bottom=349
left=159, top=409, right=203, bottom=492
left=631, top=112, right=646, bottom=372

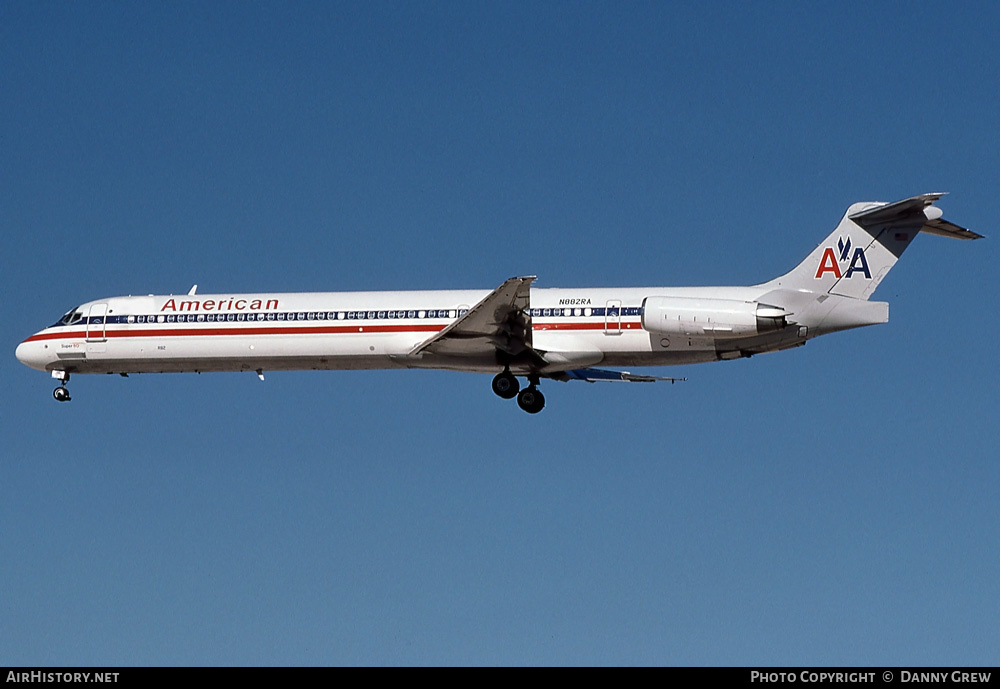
left=760, top=194, right=979, bottom=300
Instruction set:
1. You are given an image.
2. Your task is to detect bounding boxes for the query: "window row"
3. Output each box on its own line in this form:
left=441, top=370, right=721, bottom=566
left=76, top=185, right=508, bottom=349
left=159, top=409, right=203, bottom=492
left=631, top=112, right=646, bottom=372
left=527, top=307, right=643, bottom=317
left=108, top=306, right=643, bottom=325
left=122, top=309, right=470, bottom=324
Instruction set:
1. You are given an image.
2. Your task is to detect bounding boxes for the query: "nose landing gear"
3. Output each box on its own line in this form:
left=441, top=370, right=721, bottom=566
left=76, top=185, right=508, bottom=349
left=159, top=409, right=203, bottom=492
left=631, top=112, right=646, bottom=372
left=51, top=370, right=71, bottom=402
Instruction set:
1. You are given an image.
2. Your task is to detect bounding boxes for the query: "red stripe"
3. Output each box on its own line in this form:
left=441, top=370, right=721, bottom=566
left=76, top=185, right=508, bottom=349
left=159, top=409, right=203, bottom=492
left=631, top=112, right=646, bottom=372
left=24, top=323, right=445, bottom=342
left=534, top=321, right=642, bottom=331
left=24, top=321, right=644, bottom=343
left=24, top=330, right=89, bottom=342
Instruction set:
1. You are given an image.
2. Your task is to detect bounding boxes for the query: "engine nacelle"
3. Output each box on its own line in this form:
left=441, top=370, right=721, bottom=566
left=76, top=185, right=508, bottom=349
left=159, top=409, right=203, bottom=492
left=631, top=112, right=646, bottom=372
left=641, top=296, right=788, bottom=339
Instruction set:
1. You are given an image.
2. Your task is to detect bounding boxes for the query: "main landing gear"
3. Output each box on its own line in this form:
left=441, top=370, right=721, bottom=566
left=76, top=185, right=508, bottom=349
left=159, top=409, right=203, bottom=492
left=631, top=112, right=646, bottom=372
left=492, top=369, right=545, bottom=414
left=52, top=371, right=71, bottom=402
left=516, top=385, right=545, bottom=414
left=491, top=369, right=519, bottom=399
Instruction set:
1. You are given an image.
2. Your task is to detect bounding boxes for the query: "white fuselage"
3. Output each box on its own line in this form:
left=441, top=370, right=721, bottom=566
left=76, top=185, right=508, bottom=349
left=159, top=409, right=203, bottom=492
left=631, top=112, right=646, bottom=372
left=16, top=284, right=790, bottom=378
left=15, top=195, right=976, bottom=412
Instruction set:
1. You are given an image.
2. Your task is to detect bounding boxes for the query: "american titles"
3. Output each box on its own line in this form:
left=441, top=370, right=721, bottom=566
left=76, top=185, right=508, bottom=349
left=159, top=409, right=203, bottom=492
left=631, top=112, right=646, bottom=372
left=161, top=298, right=280, bottom=312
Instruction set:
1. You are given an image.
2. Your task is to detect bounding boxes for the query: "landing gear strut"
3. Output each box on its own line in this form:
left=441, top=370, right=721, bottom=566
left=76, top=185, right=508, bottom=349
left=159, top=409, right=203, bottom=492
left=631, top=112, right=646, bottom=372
left=52, top=371, right=71, bottom=402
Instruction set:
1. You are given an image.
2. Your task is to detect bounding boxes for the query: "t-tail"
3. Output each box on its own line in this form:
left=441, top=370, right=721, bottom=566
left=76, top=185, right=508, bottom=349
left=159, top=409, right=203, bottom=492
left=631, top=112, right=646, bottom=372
left=754, top=194, right=981, bottom=340
left=762, top=193, right=982, bottom=300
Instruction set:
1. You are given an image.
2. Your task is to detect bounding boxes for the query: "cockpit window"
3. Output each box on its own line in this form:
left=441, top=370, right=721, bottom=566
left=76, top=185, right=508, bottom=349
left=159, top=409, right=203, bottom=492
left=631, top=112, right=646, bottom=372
left=53, top=308, right=84, bottom=327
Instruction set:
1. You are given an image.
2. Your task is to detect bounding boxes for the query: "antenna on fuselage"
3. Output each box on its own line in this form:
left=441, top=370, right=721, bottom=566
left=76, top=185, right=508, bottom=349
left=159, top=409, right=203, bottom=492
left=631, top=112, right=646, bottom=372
left=188, top=284, right=198, bottom=295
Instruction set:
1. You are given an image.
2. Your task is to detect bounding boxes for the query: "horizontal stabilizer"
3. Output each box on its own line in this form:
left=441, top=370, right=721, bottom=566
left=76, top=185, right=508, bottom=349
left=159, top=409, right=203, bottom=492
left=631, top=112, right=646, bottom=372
left=848, top=193, right=946, bottom=226
left=849, top=192, right=983, bottom=239
left=557, top=368, right=685, bottom=384
left=920, top=217, right=983, bottom=240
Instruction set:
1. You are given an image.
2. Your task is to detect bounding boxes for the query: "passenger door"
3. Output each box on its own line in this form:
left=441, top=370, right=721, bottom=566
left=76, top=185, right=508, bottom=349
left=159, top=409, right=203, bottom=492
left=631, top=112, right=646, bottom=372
left=604, top=299, right=622, bottom=335
left=86, top=303, right=108, bottom=353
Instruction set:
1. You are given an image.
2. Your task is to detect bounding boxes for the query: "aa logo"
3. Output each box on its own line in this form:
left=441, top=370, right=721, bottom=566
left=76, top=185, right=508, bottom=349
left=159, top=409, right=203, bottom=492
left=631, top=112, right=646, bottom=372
left=815, top=237, right=871, bottom=279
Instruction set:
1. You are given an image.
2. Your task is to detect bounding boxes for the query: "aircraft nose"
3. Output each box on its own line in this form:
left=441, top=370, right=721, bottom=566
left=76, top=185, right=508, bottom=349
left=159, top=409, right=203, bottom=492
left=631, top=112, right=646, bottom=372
left=15, top=339, right=48, bottom=371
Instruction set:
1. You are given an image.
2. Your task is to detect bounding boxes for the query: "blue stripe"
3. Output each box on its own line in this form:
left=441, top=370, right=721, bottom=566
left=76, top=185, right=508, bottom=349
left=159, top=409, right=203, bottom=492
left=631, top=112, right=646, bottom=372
left=55, top=305, right=645, bottom=327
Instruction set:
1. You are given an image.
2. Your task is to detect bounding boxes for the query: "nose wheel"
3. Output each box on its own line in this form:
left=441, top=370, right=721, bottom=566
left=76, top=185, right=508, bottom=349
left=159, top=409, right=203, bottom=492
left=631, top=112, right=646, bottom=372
left=52, top=371, right=71, bottom=402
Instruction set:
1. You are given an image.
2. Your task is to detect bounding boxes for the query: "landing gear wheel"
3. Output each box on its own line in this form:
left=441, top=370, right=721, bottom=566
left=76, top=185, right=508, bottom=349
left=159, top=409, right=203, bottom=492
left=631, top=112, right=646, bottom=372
left=53, top=386, right=71, bottom=402
left=517, top=386, right=545, bottom=414
left=492, top=370, right=520, bottom=399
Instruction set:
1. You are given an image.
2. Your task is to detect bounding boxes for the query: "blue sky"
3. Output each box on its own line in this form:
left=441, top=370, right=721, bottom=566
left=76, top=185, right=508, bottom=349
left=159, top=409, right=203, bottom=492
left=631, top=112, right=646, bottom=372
left=3, top=2, right=998, bottom=665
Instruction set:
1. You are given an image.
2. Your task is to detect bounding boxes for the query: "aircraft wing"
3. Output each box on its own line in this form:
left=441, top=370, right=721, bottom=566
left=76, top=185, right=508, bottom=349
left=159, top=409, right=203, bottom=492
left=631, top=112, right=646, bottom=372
left=552, top=368, right=686, bottom=383
left=410, top=276, right=546, bottom=364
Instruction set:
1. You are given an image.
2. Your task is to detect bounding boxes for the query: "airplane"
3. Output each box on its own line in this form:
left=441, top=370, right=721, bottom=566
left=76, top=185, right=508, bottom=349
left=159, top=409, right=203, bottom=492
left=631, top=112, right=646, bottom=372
left=15, top=193, right=981, bottom=413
